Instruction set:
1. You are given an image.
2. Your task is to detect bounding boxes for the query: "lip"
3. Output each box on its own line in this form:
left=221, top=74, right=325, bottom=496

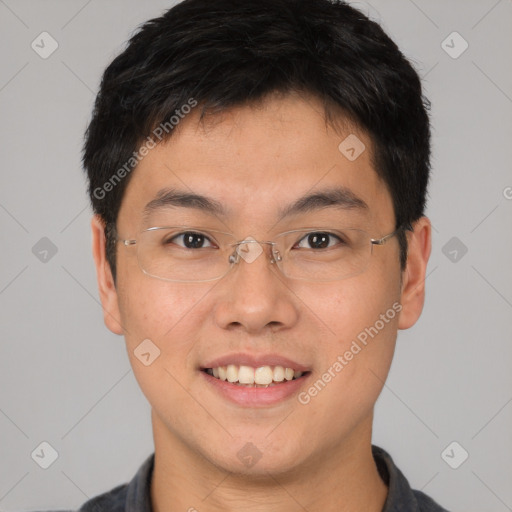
left=201, top=353, right=311, bottom=373
left=200, top=370, right=311, bottom=407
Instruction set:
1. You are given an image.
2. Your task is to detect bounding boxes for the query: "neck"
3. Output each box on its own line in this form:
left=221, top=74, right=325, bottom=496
left=150, top=410, right=388, bottom=512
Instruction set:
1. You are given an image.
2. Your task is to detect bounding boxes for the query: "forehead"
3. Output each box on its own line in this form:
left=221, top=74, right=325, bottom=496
left=118, top=94, right=394, bottom=230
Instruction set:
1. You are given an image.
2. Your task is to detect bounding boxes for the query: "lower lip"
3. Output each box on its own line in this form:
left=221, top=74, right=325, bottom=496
left=200, top=371, right=310, bottom=407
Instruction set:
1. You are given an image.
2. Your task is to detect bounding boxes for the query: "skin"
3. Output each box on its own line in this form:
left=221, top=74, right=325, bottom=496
left=91, top=93, right=431, bottom=512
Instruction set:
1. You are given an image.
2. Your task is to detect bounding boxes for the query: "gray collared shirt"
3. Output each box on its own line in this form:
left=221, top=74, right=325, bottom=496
left=34, top=446, right=449, bottom=511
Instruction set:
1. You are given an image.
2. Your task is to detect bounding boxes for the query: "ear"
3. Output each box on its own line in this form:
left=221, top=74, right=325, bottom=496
left=398, top=217, right=432, bottom=330
left=91, top=215, right=124, bottom=335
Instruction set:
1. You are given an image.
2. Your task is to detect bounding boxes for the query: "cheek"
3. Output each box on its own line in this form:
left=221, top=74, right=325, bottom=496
left=292, top=282, right=399, bottom=439
left=300, top=267, right=400, bottom=346
left=116, top=279, right=216, bottom=411
left=295, top=266, right=401, bottom=400
left=116, top=273, right=214, bottom=359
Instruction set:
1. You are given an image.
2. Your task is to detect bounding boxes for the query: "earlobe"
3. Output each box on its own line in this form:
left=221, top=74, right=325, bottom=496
left=397, top=217, right=432, bottom=330
left=91, top=215, right=124, bottom=335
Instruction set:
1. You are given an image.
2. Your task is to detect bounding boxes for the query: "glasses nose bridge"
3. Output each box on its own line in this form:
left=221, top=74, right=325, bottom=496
left=229, top=238, right=281, bottom=266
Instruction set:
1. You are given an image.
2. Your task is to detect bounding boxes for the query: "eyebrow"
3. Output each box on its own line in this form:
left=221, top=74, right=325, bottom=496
left=142, top=186, right=368, bottom=221
left=143, top=188, right=226, bottom=220
left=278, top=187, right=369, bottom=218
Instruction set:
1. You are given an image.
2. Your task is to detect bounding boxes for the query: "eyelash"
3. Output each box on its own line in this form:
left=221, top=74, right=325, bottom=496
left=165, top=231, right=344, bottom=250
left=166, top=232, right=216, bottom=248
left=295, top=232, right=344, bottom=250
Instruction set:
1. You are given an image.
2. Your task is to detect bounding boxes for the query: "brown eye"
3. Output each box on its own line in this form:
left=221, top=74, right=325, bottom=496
left=168, top=232, right=214, bottom=249
left=307, top=233, right=329, bottom=249
left=297, top=232, right=341, bottom=249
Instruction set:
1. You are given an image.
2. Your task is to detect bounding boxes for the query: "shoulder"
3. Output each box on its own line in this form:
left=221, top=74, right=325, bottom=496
left=33, top=453, right=153, bottom=512
left=77, top=482, right=128, bottom=511
left=30, top=453, right=154, bottom=512
left=29, top=483, right=128, bottom=512
left=412, top=489, right=451, bottom=512
left=372, top=445, right=451, bottom=512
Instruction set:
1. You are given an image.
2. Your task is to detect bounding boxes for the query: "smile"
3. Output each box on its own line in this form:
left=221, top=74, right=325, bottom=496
left=203, top=365, right=307, bottom=387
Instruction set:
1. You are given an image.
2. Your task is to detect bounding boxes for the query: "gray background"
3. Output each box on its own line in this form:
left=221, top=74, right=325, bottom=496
left=0, top=0, right=511, bottom=511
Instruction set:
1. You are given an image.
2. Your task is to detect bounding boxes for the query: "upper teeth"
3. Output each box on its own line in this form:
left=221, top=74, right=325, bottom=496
left=207, top=365, right=303, bottom=385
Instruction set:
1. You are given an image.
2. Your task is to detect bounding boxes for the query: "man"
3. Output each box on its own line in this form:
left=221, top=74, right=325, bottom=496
left=44, top=0, right=448, bottom=510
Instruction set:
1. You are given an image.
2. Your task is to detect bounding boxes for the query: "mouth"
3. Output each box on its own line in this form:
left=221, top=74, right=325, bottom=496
left=202, top=365, right=310, bottom=387
left=200, top=354, right=312, bottom=406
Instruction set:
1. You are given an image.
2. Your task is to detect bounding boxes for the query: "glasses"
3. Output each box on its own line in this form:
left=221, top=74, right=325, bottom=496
left=119, top=225, right=405, bottom=283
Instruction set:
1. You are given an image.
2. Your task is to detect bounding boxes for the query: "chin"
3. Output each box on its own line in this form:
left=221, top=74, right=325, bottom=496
left=202, top=436, right=310, bottom=478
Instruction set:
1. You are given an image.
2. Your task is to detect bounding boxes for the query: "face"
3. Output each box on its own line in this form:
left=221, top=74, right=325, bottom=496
left=92, top=93, right=430, bottom=477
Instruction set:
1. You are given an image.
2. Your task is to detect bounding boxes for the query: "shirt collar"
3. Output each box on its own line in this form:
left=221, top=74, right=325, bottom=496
left=373, top=445, right=422, bottom=511
left=124, top=452, right=154, bottom=512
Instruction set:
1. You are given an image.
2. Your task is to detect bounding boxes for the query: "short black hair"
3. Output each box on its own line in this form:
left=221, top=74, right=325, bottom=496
left=83, top=0, right=431, bottom=280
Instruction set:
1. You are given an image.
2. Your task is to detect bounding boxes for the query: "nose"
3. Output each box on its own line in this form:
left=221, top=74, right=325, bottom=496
left=213, top=240, right=299, bottom=335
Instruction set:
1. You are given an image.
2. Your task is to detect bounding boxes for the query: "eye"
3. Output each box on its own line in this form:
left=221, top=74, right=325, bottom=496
left=295, top=232, right=343, bottom=250
left=167, top=231, right=215, bottom=249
